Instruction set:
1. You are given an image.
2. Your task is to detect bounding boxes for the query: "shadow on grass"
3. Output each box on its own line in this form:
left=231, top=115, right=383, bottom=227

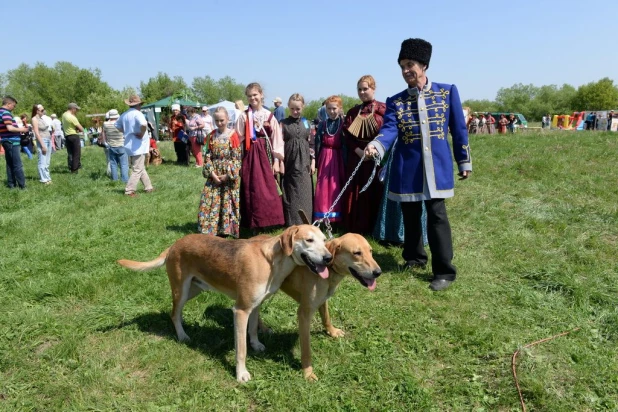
left=99, top=304, right=300, bottom=377
left=372, top=249, right=401, bottom=274
left=372, top=248, right=433, bottom=282
left=166, top=222, right=197, bottom=234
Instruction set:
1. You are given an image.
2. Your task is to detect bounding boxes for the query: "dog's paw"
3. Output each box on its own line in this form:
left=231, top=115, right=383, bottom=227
left=303, top=367, right=318, bottom=382
left=177, top=332, right=191, bottom=342
left=237, top=370, right=252, bottom=383
left=327, top=327, right=345, bottom=338
left=251, top=340, right=266, bottom=352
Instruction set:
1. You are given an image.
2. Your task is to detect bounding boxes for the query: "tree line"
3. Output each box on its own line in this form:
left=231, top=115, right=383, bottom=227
left=0, top=62, right=361, bottom=125
left=462, top=78, right=618, bottom=121
left=2, top=62, right=616, bottom=125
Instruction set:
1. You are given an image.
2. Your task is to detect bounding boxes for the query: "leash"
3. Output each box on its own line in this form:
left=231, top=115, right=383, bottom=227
left=313, top=152, right=381, bottom=239
left=511, top=327, right=581, bottom=412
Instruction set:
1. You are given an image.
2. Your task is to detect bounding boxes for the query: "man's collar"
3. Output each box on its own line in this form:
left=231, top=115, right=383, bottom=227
left=407, top=79, right=432, bottom=96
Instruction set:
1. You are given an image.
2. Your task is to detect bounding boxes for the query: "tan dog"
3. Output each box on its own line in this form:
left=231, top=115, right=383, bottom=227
left=117, top=224, right=332, bottom=383
left=255, top=233, right=381, bottom=381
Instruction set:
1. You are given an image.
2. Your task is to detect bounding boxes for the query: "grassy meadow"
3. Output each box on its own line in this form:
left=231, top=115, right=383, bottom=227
left=1, top=131, right=617, bottom=411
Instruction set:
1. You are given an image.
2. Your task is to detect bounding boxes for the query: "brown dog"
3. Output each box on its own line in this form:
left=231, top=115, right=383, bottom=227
left=254, top=232, right=381, bottom=381
left=117, top=224, right=332, bottom=383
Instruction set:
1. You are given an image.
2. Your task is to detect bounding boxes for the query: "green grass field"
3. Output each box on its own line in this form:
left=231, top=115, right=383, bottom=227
left=1, top=132, right=617, bottom=411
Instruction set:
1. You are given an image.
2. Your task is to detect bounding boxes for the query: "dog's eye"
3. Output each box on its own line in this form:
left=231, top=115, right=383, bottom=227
left=306, top=238, right=314, bottom=243
left=353, top=251, right=362, bottom=256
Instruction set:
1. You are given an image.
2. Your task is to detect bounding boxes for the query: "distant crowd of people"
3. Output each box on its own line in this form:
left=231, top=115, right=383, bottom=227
left=0, top=95, right=155, bottom=196
left=467, top=113, right=520, bottom=134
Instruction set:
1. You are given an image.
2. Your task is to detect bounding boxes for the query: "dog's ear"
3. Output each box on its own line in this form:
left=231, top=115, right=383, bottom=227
left=280, top=226, right=298, bottom=256
left=326, top=237, right=341, bottom=259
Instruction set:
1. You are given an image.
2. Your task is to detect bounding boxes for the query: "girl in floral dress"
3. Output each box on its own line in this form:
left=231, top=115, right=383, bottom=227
left=197, top=107, right=242, bottom=237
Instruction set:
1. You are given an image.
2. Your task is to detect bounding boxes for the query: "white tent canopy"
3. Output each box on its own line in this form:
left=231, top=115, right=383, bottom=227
left=207, top=100, right=241, bottom=126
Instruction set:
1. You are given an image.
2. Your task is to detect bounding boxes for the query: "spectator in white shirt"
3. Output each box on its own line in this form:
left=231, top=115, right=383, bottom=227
left=114, top=95, right=154, bottom=197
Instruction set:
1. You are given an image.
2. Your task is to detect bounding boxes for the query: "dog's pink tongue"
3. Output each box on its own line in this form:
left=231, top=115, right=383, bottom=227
left=317, top=265, right=329, bottom=279
left=366, top=278, right=377, bottom=291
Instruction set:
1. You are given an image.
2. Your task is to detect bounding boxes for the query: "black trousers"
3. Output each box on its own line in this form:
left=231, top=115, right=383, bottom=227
left=65, top=134, right=82, bottom=172
left=401, top=199, right=456, bottom=281
left=174, top=141, right=188, bottom=165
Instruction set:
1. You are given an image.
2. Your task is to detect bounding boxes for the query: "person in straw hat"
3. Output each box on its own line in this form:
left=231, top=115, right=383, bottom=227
left=365, top=38, right=472, bottom=291
left=114, top=95, right=154, bottom=197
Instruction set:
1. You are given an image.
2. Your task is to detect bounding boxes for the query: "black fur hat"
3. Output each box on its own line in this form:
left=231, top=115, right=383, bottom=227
left=398, top=38, right=432, bottom=68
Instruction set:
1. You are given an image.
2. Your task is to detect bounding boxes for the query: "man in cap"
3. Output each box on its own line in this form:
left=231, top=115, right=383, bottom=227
left=365, top=38, right=472, bottom=291
left=273, top=97, right=285, bottom=123
left=115, top=95, right=153, bottom=197
left=0, top=95, right=29, bottom=188
left=62, top=102, right=85, bottom=173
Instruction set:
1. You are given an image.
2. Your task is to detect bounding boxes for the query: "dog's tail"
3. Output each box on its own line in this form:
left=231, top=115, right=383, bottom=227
left=117, top=247, right=171, bottom=272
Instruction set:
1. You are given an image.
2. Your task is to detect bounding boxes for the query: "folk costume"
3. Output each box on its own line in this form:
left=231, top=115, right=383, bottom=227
left=281, top=116, right=314, bottom=226
left=486, top=114, right=496, bottom=134
left=498, top=116, right=508, bottom=134
left=235, top=107, right=285, bottom=229
left=198, top=129, right=242, bottom=237
left=314, top=117, right=345, bottom=222
left=342, top=100, right=386, bottom=235
left=371, top=38, right=472, bottom=283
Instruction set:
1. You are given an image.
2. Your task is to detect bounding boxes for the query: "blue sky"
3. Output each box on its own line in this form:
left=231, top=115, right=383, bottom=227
left=3, top=0, right=615, bottom=105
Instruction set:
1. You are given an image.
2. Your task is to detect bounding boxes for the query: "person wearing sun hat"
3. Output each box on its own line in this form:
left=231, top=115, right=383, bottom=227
left=115, top=95, right=154, bottom=197
left=365, top=38, right=472, bottom=291
left=169, top=103, right=188, bottom=165
left=102, top=109, right=128, bottom=183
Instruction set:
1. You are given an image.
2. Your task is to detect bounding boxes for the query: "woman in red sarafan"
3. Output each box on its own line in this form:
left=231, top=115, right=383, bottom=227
left=235, top=82, right=285, bottom=230
left=341, top=75, right=386, bottom=235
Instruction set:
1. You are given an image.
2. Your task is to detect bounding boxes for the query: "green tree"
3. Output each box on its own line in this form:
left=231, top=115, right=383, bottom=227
left=4, top=62, right=118, bottom=124
left=192, top=75, right=245, bottom=104
left=571, top=78, right=618, bottom=111
left=495, top=83, right=538, bottom=120
left=461, top=99, right=499, bottom=113
left=526, top=84, right=577, bottom=119
left=139, top=72, right=187, bottom=103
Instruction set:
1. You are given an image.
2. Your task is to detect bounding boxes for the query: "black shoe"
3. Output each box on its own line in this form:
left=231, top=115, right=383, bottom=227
left=404, top=261, right=427, bottom=270
left=429, top=279, right=453, bottom=291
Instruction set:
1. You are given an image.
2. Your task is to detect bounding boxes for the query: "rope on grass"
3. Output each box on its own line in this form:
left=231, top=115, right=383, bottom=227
left=511, top=327, right=581, bottom=412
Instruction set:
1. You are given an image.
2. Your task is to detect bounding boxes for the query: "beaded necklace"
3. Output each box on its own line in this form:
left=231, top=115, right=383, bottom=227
left=326, top=117, right=341, bottom=136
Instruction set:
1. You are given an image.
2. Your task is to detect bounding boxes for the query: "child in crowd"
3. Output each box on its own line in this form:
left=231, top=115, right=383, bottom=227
left=198, top=107, right=242, bottom=238
left=235, top=82, right=285, bottom=231
left=313, top=95, right=345, bottom=223
left=280, top=93, right=315, bottom=226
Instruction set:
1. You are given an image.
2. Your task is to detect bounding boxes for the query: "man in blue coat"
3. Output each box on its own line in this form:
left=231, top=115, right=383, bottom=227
left=365, top=38, right=472, bottom=291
